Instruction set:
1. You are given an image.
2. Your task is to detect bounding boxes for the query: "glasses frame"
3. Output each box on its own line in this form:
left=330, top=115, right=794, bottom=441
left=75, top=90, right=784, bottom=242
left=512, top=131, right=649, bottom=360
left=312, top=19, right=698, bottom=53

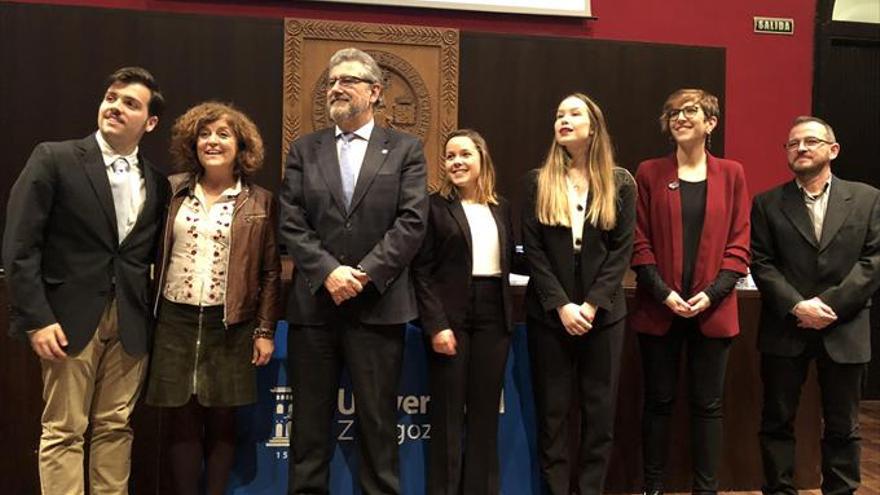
left=783, top=137, right=834, bottom=152
left=326, top=75, right=376, bottom=90
left=665, top=104, right=702, bottom=121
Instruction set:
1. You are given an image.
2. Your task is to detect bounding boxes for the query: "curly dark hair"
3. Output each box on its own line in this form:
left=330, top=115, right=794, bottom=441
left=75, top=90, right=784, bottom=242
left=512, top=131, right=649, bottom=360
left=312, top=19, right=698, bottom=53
left=169, top=101, right=265, bottom=177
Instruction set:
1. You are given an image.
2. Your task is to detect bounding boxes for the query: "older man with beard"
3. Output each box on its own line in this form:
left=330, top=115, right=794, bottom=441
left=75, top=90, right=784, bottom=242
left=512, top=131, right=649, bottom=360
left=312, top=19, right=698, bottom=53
left=750, top=116, right=880, bottom=494
left=279, top=47, right=428, bottom=494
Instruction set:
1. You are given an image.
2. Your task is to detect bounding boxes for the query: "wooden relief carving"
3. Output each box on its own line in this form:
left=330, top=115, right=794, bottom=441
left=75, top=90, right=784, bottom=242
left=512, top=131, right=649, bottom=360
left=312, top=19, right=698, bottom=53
left=283, top=18, right=459, bottom=185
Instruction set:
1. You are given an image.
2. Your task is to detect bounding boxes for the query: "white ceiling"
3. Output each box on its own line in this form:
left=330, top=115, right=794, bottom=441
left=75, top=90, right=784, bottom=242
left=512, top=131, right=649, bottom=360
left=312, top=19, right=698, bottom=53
left=832, top=0, right=880, bottom=24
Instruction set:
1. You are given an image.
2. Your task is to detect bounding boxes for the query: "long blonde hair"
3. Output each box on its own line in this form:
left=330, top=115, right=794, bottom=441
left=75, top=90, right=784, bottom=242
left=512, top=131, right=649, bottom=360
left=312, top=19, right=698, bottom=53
left=432, top=129, right=499, bottom=205
left=536, top=93, right=618, bottom=230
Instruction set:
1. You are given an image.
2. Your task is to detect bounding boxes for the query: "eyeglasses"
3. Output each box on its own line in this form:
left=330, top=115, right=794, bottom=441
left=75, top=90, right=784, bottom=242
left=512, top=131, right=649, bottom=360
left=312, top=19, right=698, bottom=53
left=665, top=105, right=701, bottom=121
left=326, top=75, right=375, bottom=89
left=783, top=137, right=834, bottom=151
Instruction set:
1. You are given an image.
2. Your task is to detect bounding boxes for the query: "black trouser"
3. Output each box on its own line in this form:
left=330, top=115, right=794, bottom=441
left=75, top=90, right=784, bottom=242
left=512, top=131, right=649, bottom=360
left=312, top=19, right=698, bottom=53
left=638, top=318, right=732, bottom=494
left=759, top=339, right=864, bottom=495
left=426, top=277, right=510, bottom=495
left=287, top=319, right=405, bottom=495
left=527, top=316, right=625, bottom=495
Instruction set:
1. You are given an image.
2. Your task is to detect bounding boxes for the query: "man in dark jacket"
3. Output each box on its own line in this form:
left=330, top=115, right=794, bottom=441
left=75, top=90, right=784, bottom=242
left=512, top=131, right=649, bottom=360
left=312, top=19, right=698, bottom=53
left=750, top=116, right=880, bottom=494
left=3, top=67, right=169, bottom=495
left=280, top=47, right=427, bottom=494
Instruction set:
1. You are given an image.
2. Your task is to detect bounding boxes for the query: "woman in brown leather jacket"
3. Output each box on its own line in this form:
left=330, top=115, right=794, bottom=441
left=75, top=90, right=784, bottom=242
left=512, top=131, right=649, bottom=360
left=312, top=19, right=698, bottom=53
left=144, top=102, right=281, bottom=495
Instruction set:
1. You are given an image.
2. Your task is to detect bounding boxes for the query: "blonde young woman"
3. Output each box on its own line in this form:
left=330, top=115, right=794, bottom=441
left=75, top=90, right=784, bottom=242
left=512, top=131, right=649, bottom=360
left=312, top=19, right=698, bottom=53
left=144, top=102, right=281, bottom=495
left=412, top=129, right=516, bottom=494
left=522, top=93, right=636, bottom=495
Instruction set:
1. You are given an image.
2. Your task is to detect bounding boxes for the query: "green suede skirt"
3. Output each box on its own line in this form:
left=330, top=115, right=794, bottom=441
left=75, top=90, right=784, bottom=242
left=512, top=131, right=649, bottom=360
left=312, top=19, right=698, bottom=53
left=145, top=299, right=256, bottom=407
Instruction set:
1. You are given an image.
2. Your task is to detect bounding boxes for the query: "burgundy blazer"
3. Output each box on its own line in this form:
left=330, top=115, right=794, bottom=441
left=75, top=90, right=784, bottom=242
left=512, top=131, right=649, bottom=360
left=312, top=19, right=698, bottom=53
left=629, top=153, right=751, bottom=337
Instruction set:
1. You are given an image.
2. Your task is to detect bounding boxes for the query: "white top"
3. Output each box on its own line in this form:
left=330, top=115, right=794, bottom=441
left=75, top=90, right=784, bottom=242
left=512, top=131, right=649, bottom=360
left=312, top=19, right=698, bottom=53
left=163, top=180, right=242, bottom=307
left=334, top=119, right=375, bottom=181
left=566, top=177, right=589, bottom=253
left=95, top=130, right=145, bottom=241
left=462, top=201, right=502, bottom=277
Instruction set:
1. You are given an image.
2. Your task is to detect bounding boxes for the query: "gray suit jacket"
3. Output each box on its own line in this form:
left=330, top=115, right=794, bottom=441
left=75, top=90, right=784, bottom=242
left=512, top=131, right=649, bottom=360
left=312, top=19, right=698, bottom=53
left=279, top=125, right=428, bottom=325
left=750, top=176, right=880, bottom=363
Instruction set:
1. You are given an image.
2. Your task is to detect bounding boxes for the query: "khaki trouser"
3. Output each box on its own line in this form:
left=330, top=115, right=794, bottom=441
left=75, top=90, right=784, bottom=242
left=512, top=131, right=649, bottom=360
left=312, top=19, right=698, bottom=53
left=38, top=298, right=147, bottom=495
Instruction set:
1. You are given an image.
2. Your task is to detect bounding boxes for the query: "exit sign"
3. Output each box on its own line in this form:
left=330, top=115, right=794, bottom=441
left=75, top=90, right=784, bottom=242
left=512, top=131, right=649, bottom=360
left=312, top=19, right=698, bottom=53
left=754, top=17, right=795, bottom=35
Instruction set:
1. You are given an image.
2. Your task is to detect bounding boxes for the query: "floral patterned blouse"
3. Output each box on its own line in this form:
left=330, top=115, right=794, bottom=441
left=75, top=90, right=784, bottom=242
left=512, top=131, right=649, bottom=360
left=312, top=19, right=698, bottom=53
left=162, top=180, right=241, bottom=307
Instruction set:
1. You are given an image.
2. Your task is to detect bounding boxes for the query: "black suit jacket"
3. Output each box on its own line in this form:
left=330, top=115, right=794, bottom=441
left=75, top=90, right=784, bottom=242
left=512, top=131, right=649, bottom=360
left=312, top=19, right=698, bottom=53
left=3, top=134, right=169, bottom=356
left=750, top=177, right=880, bottom=363
left=279, top=125, right=428, bottom=325
left=412, top=193, right=516, bottom=337
left=522, top=167, right=637, bottom=329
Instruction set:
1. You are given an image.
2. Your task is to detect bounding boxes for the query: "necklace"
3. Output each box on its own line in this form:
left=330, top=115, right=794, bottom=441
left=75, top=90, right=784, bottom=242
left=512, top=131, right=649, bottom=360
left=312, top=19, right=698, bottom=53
left=567, top=175, right=587, bottom=192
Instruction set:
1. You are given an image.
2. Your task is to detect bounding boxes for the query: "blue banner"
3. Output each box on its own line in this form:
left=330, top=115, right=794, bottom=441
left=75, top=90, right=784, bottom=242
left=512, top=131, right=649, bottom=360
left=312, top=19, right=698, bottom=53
left=226, top=322, right=540, bottom=494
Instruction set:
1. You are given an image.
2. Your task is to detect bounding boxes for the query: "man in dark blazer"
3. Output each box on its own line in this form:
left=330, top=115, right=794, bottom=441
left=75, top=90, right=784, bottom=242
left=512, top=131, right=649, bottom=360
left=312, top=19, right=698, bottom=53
left=279, top=48, right=427, bottom=494
left=3, top=67, right=168, bottom=494
left=750, top=116, right=880, bottom=494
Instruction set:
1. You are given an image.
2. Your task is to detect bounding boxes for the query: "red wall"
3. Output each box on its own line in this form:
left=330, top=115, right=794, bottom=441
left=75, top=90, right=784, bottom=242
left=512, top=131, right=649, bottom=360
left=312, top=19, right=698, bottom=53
left=14, top=0, right=815, bottom=195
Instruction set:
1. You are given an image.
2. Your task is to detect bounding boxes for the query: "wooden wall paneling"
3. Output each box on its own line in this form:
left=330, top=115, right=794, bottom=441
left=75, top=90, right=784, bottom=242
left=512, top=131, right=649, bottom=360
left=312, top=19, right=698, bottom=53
left=0, top=3, right=284, bottom=249
left=458, top=31, right=725, bottom=239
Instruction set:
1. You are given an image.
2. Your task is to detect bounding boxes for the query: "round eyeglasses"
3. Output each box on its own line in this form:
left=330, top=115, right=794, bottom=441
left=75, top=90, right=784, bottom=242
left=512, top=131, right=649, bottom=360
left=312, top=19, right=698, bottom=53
left=665, top=105, right=701, bottom=121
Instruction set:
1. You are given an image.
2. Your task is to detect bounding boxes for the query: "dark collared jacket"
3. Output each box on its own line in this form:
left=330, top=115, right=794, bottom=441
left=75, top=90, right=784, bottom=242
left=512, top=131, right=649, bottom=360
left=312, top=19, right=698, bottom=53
left=522, top=167, right=637, bottom=329
left=412, top=192, right=516, bottom=337
left=3, top=135, right=169, bottom=356
left=279, top=125, right=428, bottom=325
left=751, top=176, right=880, bottom=363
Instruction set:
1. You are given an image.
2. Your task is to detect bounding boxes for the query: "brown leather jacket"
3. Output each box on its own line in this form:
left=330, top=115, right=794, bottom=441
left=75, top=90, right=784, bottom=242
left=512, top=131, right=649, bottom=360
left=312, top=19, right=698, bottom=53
left=154, top=173, right=282, bottom=332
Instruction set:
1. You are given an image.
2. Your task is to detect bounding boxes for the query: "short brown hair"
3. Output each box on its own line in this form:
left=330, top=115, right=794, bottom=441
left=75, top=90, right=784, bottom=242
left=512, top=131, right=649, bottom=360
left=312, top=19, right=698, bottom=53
left=792, top=115, right=836, bottom=142
left=659, top=88, right=720, bottom=135
left=169, top=102, right=264, bottom=178
left=106, top=66, right=164, bottom=117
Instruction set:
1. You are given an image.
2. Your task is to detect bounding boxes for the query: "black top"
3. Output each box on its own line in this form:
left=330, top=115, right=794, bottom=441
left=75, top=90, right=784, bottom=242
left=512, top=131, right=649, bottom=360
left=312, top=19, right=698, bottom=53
left=680, top=179, right=707, bottom=297
left=635, top=178, right=740, bottom=304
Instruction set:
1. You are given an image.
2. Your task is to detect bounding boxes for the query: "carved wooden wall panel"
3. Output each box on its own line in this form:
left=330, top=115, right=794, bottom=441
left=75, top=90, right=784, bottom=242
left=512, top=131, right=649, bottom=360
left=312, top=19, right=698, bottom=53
left=283, top=18, right=459, bottom=185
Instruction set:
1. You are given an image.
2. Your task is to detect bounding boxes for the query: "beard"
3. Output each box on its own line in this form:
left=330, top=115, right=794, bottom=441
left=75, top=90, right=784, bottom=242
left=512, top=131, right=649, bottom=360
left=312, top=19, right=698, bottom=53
left=788, top=156, right=831, bottom=182
left=327, top=97, right=366, bottom=124
left=789, top=155, right=826, bottom=174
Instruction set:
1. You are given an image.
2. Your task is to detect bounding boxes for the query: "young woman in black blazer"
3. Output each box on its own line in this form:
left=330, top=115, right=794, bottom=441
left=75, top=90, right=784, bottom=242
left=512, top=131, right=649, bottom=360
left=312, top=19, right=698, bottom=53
left=522, top=93, right=636, bottom=495
left=413, top=129, right=516, bottom=494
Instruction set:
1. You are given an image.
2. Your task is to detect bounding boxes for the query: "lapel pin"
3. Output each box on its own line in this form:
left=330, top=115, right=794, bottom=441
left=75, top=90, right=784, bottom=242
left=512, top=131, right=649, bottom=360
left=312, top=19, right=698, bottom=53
left=668, top=181, right=680, bottom=190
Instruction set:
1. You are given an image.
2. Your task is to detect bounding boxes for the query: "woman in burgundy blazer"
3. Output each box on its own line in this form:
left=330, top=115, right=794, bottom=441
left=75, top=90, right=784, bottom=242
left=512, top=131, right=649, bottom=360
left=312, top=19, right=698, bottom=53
left=629, top=89, right=750, bottom=495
